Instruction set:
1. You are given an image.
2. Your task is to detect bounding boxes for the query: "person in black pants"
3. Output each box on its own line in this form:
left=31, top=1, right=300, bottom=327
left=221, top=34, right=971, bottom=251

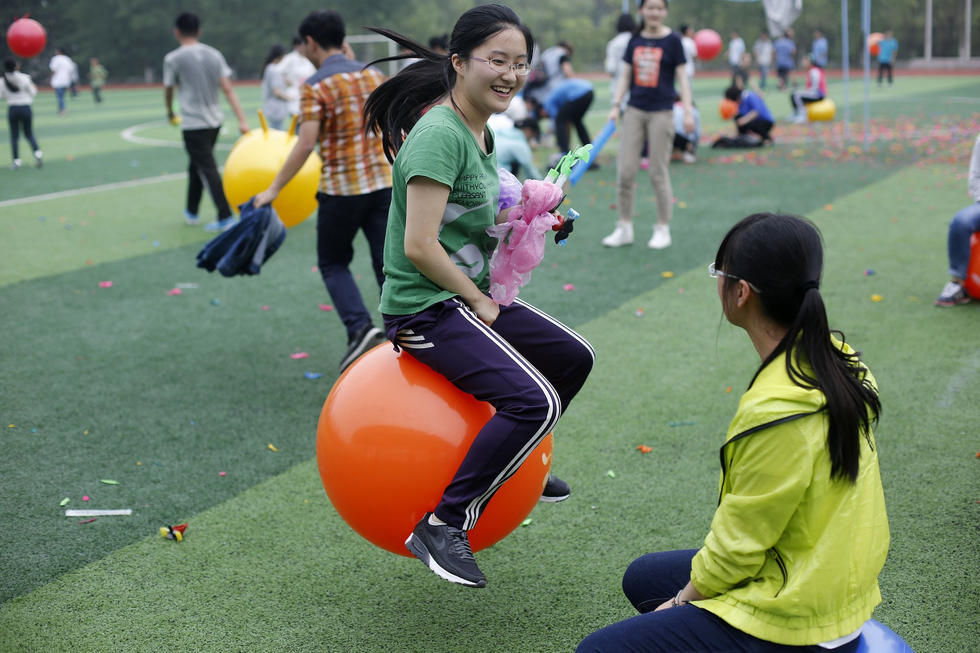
left=163, top=12, right=249, bottom=231
left=531, top=78, right=594, bottom=165
left=1, top=60, right=43, bottom=169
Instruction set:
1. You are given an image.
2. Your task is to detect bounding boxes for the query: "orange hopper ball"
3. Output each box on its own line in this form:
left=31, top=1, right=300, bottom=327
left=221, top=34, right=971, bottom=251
left=6, top=17, right=47, bottom=59
left=316, top=344, right=553, bottom=556
left=964, top=233, right=980, bottom=300
left=868, top=32, right=884, bottom=57
left=719, top=98, right=738, bottom=121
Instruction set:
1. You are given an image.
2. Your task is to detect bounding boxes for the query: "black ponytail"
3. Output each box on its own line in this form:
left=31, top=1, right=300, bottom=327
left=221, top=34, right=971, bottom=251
left=363, top=4, right=534, bottom=163
left=715, top=213, right=881, bottom=483
left=362, top=29, right=453, bottom=163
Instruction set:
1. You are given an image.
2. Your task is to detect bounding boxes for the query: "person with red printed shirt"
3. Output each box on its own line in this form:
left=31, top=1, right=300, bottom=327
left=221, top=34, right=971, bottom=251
left=602, top=0, right=693, bottom=251
left=789, top=54, right=826, bottom=124
left=255, top=10, right=392, bottom=372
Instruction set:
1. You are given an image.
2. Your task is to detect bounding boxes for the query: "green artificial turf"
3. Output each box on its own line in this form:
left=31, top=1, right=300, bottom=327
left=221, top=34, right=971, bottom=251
left=1, top=77, right=978, bottom=652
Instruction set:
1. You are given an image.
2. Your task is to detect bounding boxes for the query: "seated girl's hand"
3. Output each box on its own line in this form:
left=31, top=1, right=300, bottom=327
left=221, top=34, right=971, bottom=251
left=606, top=106, right=620, bottom=124
left=470, top=295, right=500, bottom=326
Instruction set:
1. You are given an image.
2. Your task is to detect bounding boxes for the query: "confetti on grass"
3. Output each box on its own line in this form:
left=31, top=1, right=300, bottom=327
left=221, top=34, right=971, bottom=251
left=606, top=470, right=616, bottom=478
left=304, top=372, right=323, bottom=380
left=100, top=479, right=119, bottom=485
left=870, top=294, right=883, bottom=303
left=268, top=443, right=279, bottom=452
left=59, top=497, right=70, bottom=506
left=521, top=518, right=533, bottom=527
left=98, top=281, right=113, bottom=288
left=290, top=352, right=309, bottom=360
left=636, top=445, right=653, bottom=454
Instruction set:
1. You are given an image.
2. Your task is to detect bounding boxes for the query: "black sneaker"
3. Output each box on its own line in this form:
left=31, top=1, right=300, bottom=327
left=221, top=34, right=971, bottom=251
left=338, top=324, right=384, bottom=372
left=405, top=514, right=486, bottom=588
left=540, top=474, right=570, bottom=503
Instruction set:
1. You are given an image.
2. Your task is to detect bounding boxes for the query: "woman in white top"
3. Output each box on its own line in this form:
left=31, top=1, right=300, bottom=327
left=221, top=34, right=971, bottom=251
left=260, top=45, right=290, bottom=130
left=604, top=14, right=636, bottom=105
left=1, top=60, right=42, bottom=169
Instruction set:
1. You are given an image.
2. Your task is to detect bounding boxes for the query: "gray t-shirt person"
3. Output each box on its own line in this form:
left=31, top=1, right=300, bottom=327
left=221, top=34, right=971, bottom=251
left=163, top=43, right=232, bottom=130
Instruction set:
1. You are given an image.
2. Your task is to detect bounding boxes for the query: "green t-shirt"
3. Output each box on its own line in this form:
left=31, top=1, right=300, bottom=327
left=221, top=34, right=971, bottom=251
left=380, top=105, right=500, bottom=315
left=89, top=64, right=107, bottom=87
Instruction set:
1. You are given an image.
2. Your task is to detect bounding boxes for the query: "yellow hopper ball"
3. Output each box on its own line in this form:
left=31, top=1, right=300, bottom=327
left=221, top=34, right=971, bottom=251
left=222, top=113, right=322, bottom=228
left=806, top=98, right=836, bottom=122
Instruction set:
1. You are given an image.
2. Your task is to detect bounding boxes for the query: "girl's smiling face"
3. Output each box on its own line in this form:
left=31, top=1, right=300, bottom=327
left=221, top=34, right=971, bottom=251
left=639, top=0, right=668, bottom=31
left=453, top=27, right=528, bottom=119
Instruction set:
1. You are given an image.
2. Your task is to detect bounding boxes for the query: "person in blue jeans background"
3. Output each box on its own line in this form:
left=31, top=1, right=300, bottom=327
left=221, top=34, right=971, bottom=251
left=936, top=131, right=980, bottom=306
left=1, top=60, right=43, bottom=169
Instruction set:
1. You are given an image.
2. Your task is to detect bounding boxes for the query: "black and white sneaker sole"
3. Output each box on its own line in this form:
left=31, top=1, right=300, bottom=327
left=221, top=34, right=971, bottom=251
left=339, top=327, right=384, bottom=372
left=539, top=493, right=570, bottom=503
left=404, top=533, right=486, bottom=588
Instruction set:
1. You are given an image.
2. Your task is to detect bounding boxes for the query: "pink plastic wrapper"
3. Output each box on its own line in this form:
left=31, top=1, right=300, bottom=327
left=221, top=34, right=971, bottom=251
left=486, top=179, right=563, bottom=305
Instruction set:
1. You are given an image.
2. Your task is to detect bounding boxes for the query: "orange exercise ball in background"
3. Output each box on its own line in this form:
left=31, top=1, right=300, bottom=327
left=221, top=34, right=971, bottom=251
left=694, top=29, right=722, bottom=61
left=719, top=98, right=738, bottom=120
left=6, top=16, right=47, bottom=59
left=965, top=233, right=980, bottom=300
left=806, top=98, right=836, bottom=122
left=222, top=112, right=322, bottom=228
left=868, top=32, right=884, bottom=57
left=316, top=345, right=554, bottom=556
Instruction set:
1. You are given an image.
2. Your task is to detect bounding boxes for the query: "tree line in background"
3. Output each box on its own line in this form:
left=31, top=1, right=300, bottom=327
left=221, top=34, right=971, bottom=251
left=3, top=0, right=975, bottom=84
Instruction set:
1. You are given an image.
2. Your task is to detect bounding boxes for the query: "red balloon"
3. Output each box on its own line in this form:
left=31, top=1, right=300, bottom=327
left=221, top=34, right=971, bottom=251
left=694, top=29, right=722, bottom=61
left=965, top=233, right=980, bottom=300
left=316, top=344, right=553, bottom=556
left=719, top=98, right=738, bottom=120
left=6, top=18, right=47, bottom=59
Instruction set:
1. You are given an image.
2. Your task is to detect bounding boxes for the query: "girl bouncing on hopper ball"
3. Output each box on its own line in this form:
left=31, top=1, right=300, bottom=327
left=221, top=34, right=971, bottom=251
left=578, top=213, right=889, bottom=652
left=363, top=4, right=595, bottom=588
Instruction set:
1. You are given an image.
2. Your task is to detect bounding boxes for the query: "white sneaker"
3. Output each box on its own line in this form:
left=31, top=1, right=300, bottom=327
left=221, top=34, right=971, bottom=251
left=11, top=159, right=22, bottom=170
left=648, top=224, right=671, bottom=249
left=34, top=150, right=43, bottom=168
left=681, top=151, right=696, bottom=164
left=602, top=222, right=634, bottom=247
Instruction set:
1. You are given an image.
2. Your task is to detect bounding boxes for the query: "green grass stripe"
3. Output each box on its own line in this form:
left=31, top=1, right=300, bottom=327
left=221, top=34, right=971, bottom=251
left=2, top=163, right=976, bottom=652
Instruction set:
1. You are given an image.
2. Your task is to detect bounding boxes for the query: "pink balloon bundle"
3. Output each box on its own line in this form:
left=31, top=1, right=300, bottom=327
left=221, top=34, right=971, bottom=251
left=486, top=179, right=563, bottom=305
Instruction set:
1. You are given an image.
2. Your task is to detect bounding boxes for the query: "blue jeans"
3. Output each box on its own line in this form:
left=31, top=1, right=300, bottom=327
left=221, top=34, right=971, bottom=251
left=577, top=549, right=860, bottom=652
left=316, top=189, right=390, bottom=341
left=948, top=202, right=980, bottom=279
left=54, top=86, right=67, bottom=113
left=759, top=64, right=770, bottom=89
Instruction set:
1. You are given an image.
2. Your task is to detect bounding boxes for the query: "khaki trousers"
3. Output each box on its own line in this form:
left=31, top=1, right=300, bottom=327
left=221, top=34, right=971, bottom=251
left=616, top=106, right=674, bottom=225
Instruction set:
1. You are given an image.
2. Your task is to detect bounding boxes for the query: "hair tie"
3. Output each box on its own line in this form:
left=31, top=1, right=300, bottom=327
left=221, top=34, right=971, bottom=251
left=801, top=280, right=819, bottom=292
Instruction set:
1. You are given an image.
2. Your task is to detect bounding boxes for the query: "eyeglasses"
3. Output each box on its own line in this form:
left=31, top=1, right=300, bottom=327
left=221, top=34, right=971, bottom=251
left=708, top=262, right=762, bottom=293
left=469, top=56, right=530, bottom=76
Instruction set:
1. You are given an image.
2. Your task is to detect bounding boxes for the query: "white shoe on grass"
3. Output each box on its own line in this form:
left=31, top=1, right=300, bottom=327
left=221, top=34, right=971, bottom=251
left=602, top=222, right=634, bottom=247
left=648, top=224, right=671, bottom=249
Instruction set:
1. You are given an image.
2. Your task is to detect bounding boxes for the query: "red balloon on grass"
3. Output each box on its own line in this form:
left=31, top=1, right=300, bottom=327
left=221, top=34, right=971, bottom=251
left=316, top=344, right=553, bottom=556
left=6, top=17, right=47, bottom=59
left=694, top=29, right=722, bottom=61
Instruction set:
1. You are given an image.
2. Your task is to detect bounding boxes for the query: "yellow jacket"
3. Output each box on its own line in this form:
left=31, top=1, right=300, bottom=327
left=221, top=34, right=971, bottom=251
left=690, top=344, right=889, bottom=646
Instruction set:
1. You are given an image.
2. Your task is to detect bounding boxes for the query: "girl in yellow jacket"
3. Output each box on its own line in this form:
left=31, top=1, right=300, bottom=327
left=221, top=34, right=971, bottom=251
left=579, top=212, right=889, bottom=652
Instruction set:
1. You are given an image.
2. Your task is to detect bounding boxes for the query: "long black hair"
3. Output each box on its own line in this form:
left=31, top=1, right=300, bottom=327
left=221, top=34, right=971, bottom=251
left=3, top=60, right=19, bottom=93
left=715, top=213, right=881, bottom=483
left=363, top=3, right=534, bottom=163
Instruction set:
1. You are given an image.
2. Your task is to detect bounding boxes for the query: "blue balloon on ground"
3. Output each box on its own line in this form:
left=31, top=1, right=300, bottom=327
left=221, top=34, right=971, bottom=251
left=855, top=620, right=914, bottom=653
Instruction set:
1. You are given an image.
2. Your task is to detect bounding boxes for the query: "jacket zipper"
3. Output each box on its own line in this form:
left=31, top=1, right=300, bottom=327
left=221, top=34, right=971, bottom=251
left=768, top=548, right=788, bottom=597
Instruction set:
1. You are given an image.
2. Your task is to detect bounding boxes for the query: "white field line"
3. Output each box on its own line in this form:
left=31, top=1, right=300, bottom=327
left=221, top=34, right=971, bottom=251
left=0, top=173, right=187, bottom=208
left=120, top=120, right=233, bottom=150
